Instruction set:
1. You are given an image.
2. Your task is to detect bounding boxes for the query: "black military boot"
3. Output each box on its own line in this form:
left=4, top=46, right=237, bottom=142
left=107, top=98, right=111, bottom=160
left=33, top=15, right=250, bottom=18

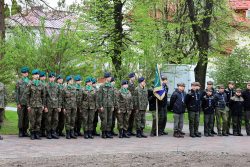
left=35, top=131, right=41, bottom=140
left=123, top=130, right=130, bottom=138
left=119, top=129, right=123, bottom=138
left=23, top=129, right=30, bottom=137
left=211, top=130, right=217, bottom=135
left=0, top=135, right=3, bottom=140
left=140, top=129, right=147, bottom=138
left=19, top=128, right=24, bottom=137
left=66, top=130, right=71, bottom=139
left=173, top=131, right=180, bottom=138
left=88, top=131, right=94, bottom=139
left=106, top=131, right=113, bottom=138
left=101, top=131, right=106, bottom=139
left=84, top=131, right=89, bottom=139
left=30, top=132, right=35, bottom=140
left=47, top=131, right=52, bottom=139
left=70, top=130, right=77, bottom=139
left=51, top=130, right=59, bottom=139
left=136, top=130, right=142, bottom=138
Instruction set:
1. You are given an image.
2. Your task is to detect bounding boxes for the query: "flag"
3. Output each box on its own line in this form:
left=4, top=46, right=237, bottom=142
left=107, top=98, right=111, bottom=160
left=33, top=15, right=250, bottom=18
left=153, top=64, right=165, bottom=100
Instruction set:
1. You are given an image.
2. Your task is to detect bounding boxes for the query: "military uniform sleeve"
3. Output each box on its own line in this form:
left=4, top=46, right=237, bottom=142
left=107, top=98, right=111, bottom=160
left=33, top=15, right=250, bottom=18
left=98, top=85, right=103, bottom=108
left=133, top=88, right=139, bottom=110
left=169, top=92, right=177, bottom=110
left=26, top=83, right=31, bottom=108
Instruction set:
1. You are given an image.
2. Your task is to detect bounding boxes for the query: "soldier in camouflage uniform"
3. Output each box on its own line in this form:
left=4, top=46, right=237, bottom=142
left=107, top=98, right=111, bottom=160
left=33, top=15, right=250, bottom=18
left=111, top=77, right=118, bottom=136
left=92, top=78, right=100, bottom=136
left=39, top=71, right=47, bottom=137
left=82, top=77, right=98, bottom=139
left=134, top=77, right=148, bottom=138
left=15, top=67, right=30, bottom=137
left=44, top=72, right=60, bottom=139
left=0, top=82, right=7, bottom=140
left=127, top=72, right=136, bottom=136
left=27, top=69, right=45, bottom=140
left=63, top=76, right=77, bottom=139
left=117, top=80, right=133, bottom=138
left=74, top=75, right=83, bottom=136
left=225, top=81, right=235, bottom=135
left=56, top=75, right=65, bottom=136
left=98, top=72, right=116, bottom=139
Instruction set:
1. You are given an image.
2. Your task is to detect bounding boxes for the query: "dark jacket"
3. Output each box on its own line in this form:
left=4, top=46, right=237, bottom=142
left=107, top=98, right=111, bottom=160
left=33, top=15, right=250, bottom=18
left=170, top=89, right=186, bottom=114
left=148, top=88, right=156, bottom=111
left=229, top=95, right=244, bottom=116
left=225, top=88, right=235, bottom=106
left=201, top=95, right=216, bottom=114
left=157, top=84, right=168, bottom=108
left=185, top=89, right=201, bottom=112
left=242, top=89, right=250, bottom=111
left=214, top=92, right=228, bottom=109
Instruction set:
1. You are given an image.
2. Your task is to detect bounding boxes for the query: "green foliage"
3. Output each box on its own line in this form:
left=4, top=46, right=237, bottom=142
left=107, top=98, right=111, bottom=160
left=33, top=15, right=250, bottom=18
left=211, top=47, right=250, bottom=88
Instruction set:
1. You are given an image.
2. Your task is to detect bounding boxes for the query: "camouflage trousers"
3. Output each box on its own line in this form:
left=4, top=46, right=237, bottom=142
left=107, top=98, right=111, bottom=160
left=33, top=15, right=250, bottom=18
left=188, top=111, right=200, bottom=135
left=17, top=105, right=29, bottom=131
left=64, top=108, right=76, bottom=131
left=82, top=109, right=95, bottom=131
left=215, top=107, right=228, bottom=134
left=28, top=107, right=43, bottom=132
left=57, top=108, right=65, bottom=133
left=100, top=107, right=114, bottom=131
left=135, top=110, right=146, bottom=130
left=93, top=110, right=99, bottom=133
left=45, top=108, right=59, bottom=131
left=117, top=109, right=131, bottom=131
left=128, top=109, right=136, bottom=133
left=74, top=106, right=82, bottom=133
left=0, top=108, right=4, bottom=129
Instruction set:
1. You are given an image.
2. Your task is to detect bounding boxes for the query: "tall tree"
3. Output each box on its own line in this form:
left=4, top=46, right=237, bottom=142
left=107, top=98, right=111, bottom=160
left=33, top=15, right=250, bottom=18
left=186, top=0, right=213, bottom=89
left=0, top=0, right=5, bottom=60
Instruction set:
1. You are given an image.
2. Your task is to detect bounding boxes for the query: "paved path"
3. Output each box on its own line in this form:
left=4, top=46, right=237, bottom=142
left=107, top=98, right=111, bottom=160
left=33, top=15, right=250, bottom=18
left=1, top=125, right=250, bottom=160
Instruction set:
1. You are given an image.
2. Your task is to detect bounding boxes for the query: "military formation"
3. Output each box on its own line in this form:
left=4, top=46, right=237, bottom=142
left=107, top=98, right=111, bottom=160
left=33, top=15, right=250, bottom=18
left=0, top=66, right=250, bottom=140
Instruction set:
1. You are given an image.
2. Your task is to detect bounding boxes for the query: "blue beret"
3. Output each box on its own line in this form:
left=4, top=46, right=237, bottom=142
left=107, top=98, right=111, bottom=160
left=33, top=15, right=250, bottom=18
left=39, top=71, right=46, bottom=77
left=74, top=75, right=82, bottom=81
left=85, top=76, right=92, bottom=83
left=121, top=80, right=128, bottom=85
left=21, top=66, right=29, bottom=73
left=104, top=72, right=111, bottom=78
left=111, top=77, right=115, bottom=82
left=138, top=77, right=145, bottom=83
left=48, top=72, right=56, bottom=78
left=66, top=76, right=72, bottom=82
left=128, top=72, right=135, bottom=78
left=91, top=78, right=97, bottom=84
left=56, top=74, right=63, bottom=80
left=32, top=69, right=40, bottom=75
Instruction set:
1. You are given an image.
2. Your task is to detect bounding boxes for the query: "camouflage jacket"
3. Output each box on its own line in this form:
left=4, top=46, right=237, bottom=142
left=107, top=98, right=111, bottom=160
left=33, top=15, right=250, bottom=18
left=117, top=88, right=133, bottom=111
left=27, top=80, right=45, bottom=108
left=0, top=82, right=7, bottom=109
left=57, top=83, right=64, bottom=108
left=82, top=86, right=98, bottom=110
left=98, top=82, right=116, bottom=108
left=74, top=83, right=83, bottom=107
left=134, top=85, right=148, bottom=111
left=62, top=84, right=77, bottom=109
left=15, top=77, right=30, bottom=105
left=45, top=82, right=60, bottom=109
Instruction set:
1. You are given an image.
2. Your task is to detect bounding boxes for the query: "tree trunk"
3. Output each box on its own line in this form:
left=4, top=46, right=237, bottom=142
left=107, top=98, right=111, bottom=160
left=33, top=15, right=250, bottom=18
left=186, top=0, right=213, bottom=89
left=112, top=0, right=123, bottom=74
left=0, top=0, right=5, bottom=60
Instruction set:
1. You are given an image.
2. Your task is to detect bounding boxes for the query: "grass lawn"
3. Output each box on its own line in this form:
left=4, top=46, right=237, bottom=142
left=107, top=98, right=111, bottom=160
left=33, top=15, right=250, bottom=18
left=1, top=110, right=206, bottom=135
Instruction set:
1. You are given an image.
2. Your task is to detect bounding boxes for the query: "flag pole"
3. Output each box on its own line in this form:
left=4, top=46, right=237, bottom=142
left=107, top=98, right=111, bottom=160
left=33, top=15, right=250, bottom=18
left=156, top=98, right=159, bottom=137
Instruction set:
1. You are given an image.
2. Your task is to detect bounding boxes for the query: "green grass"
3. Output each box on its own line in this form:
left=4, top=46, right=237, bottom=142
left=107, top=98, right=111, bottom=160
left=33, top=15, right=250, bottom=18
left=1, top=110, right=206, bottom=135
left=1, top=110, right=18, bottom=135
